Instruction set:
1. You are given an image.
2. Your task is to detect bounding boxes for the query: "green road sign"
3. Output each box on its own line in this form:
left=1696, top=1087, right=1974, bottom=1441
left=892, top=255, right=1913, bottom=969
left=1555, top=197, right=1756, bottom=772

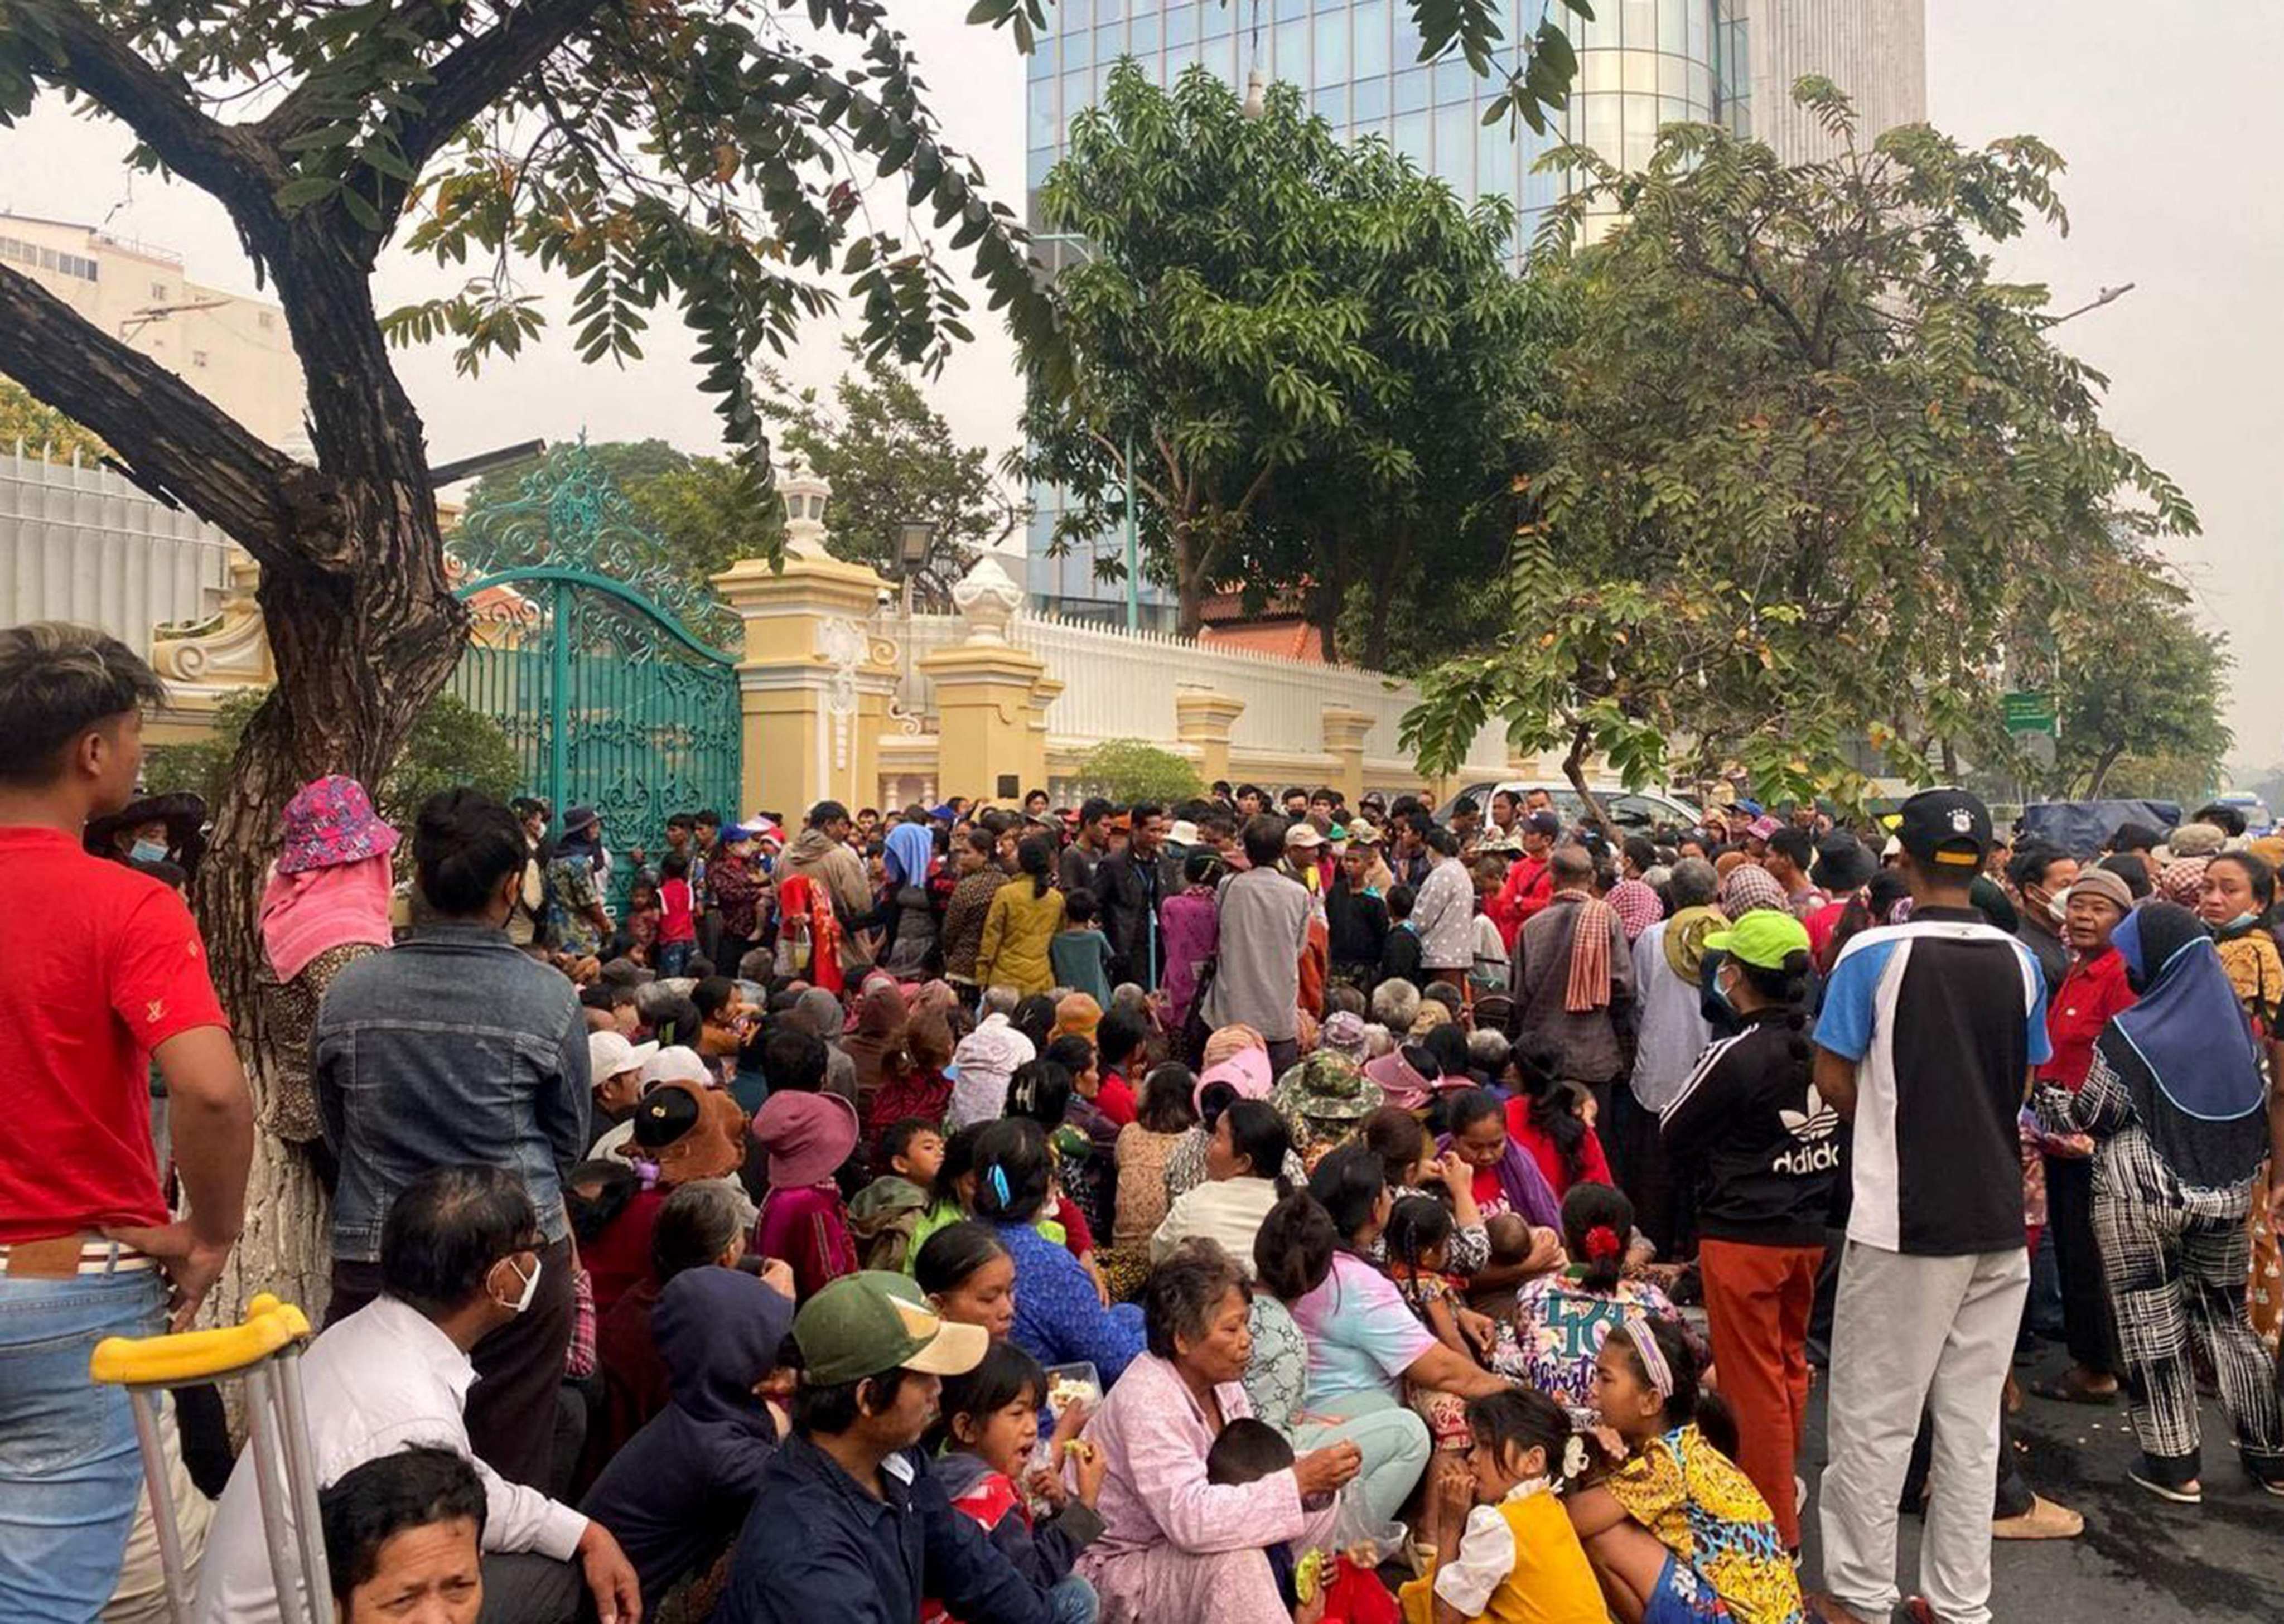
left=2002, top=690, right=2058, bottom=736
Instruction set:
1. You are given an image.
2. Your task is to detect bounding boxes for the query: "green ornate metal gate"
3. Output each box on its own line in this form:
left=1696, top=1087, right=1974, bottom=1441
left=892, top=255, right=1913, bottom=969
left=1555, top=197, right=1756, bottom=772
left=447, top=444, right=742, bottom=888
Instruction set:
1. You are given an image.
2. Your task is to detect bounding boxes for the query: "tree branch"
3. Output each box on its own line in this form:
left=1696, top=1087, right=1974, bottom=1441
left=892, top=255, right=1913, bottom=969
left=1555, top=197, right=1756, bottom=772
left=0, top=266, right=347, bottom=572
left=9, top=0, right=284, bottom=226
left=389, top=0, right=616, bottom=173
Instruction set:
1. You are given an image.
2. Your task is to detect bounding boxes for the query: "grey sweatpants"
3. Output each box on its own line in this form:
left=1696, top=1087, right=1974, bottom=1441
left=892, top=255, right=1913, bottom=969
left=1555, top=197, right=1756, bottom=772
left=1818, top=1240, right=2029, bottom=1624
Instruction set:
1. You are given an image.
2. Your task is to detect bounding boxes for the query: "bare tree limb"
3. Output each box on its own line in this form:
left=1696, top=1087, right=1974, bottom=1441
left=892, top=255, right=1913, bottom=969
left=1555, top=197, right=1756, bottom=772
left=0, top=266, right=348, bottom=571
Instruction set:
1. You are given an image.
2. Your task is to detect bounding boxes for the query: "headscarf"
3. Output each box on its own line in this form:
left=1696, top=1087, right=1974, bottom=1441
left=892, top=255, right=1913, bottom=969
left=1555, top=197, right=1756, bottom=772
left=1563, top=892, right=1624, bottom=1013
left=1607, top=878, right=1665, bottom=942
left=1320, top=1010, right=1369, bottom=1063
left=946, top=1015, right=1036, bottom=1130
left=1719, top=863, right=1789, bottom=919
left=790, top=985, right=848, bottom=1039
left=910, top=979, right=960, bottom=1023
left=1201, top=1023, right=1267, bottom=1068
left=1051, top=993, right=1102, bottom=1042
left=843, top=977, right=909, bottom=1108
left=883, top=820, right=935, bottom=888
left=2098, top=903, right=2270, bottom=1192
left=259, top=851, right=395, bottom=984
left=2157, top=856, right=2209, bottom=908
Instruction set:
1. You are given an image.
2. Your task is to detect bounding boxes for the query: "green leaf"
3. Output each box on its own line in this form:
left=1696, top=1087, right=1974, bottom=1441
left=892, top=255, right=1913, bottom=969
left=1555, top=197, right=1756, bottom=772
left=274, top=173, right=342, bottom=209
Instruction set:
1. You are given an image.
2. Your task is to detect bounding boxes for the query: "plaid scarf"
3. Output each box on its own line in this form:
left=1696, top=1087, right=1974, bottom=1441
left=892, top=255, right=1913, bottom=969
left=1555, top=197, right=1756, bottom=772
left=1564, top=893, right=1622, bottom=1012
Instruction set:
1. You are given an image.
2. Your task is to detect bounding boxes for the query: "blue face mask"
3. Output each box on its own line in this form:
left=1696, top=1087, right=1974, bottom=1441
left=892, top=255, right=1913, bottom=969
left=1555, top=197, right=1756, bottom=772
left=130, top=839, right=169, bottom=865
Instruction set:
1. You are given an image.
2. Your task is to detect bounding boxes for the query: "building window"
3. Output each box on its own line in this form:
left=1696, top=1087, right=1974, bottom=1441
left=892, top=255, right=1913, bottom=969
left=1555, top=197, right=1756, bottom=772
left=192, top=350, right=210, bottom=368
left=258, top=310, right=274, bottom=330
left=150, top=281, right=168, bottom=299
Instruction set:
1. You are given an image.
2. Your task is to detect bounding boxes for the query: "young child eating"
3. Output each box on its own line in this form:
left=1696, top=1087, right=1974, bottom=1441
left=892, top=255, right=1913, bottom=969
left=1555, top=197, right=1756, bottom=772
left=928, top=1339, right=1108, bottom=1624
left=1564, top=1317, right=1803, bottom=1624
left=1401, top=1388, right=1605, bottom=1624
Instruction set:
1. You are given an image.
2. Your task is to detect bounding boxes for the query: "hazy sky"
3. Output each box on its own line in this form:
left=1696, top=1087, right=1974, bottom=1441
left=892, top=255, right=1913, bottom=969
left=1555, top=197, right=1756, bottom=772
left=1, top=1, right=2274, bottom=766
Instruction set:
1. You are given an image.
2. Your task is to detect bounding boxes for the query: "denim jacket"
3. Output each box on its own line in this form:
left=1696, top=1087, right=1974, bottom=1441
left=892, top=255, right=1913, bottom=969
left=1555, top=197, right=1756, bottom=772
left=315, top=923, right=590, bottom=1262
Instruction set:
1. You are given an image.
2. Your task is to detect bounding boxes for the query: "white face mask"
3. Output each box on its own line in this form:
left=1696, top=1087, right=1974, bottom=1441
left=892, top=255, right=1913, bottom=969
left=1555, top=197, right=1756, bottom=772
left=2221, top=910, right=2259, bottom=933
left=2046, top=893, right=2068, bottom=924
left=495, top=1254, right=542, bottom=1316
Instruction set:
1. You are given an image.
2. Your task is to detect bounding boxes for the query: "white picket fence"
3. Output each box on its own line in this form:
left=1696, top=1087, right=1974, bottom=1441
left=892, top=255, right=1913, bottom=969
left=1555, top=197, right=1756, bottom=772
left=0, top=444, right=235, bottom=655
left=896, top=608, right=1517, bottom=777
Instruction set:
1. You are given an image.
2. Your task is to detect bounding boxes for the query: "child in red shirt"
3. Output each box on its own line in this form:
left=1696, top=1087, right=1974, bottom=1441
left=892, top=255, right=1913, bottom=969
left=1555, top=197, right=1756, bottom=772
left=657, top=850, right=698, bottom=977
left=925, top=1340, right=1107, bottom=1623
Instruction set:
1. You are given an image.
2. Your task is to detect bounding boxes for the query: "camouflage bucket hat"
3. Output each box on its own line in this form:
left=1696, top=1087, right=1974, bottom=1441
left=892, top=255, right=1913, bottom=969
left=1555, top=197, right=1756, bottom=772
left=1272, top=1051, right=1384, bottom=1125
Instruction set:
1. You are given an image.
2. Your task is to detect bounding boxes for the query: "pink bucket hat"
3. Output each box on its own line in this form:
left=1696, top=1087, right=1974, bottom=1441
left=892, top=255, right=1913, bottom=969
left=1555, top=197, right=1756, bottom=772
left=1194, top=1048, right=1274, bottom=1111
left=277, top=776, right=398, bottom=875
left=1363, top=1044, right=1439, bottom=1111
left=751, top=1089, right=859, bottom=1189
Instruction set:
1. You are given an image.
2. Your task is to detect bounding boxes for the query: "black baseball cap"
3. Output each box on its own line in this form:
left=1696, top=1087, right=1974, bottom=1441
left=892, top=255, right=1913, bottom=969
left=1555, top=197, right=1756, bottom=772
left=1896, top=789, right=1991, bottom=870
left=1524, top=810, right=1563, bottom=838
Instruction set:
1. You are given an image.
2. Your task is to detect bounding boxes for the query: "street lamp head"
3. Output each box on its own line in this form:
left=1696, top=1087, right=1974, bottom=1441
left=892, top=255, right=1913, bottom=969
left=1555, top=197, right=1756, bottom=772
left=1242, top=67, right=1267, bottom=119
left=897, top=520, right=936, bottom=573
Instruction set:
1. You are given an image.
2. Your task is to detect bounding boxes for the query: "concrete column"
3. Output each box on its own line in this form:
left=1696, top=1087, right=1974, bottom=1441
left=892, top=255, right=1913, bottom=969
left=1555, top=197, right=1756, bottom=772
left=713, top=544, right=900, bottom=818
left=1175, top=689, right=1246, bottom=789
left=921, top=641, right=1055, bottom=805
left=1321, top=706, right=1375, bottom=809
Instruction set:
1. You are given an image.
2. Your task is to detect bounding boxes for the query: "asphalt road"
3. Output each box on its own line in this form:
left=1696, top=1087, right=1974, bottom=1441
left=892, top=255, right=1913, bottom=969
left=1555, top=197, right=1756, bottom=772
left=1795, top=1342, right=2278, bottom=1622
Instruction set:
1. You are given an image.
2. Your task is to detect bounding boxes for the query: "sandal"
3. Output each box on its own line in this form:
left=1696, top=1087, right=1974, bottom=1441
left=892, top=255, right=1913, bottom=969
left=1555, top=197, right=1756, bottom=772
left=2030, top=1370, right=2118, bottom=1405
left=2126, top=1469, right=2201, bottom=1505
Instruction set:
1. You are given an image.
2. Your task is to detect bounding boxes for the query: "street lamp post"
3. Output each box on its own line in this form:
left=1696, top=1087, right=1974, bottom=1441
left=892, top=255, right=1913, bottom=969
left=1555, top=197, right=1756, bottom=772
left=897, top=519, right=936, bottom=709
left=1031, top=231, right=1142, bottom=633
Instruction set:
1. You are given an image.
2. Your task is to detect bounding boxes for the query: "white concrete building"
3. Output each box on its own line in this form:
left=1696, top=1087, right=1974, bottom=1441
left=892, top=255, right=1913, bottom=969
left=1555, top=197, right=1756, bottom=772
left=1742, top=0, right=1928, bottom=163
left=0, top=212, right=307, bottom=447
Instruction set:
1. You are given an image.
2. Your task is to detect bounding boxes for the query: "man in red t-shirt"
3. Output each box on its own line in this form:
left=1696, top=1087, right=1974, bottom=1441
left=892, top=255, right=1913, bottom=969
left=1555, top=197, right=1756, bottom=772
left=1489, top=810, right=1562, bottom=947
left=0, top=622, right=252, bottom=1618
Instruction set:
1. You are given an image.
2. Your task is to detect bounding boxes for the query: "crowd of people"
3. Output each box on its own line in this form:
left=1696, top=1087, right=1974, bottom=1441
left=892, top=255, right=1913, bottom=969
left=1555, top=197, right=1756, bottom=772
left=5, top=618, right=2281, bottom=1624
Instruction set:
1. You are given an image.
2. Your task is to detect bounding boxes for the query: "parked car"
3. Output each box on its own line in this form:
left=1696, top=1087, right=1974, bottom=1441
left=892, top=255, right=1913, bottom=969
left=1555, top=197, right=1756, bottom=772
left=1452, top=780, right=1706, bottom=837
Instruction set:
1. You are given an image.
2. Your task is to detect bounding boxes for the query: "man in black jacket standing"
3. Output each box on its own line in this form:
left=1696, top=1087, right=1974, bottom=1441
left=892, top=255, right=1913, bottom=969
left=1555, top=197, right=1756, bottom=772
left=1093, top=801, right=1168, bottom=990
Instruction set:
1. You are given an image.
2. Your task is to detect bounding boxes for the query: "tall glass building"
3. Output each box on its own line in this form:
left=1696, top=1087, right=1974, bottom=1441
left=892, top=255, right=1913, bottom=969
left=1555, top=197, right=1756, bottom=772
left=1022, top=3, right=1921, bottom=616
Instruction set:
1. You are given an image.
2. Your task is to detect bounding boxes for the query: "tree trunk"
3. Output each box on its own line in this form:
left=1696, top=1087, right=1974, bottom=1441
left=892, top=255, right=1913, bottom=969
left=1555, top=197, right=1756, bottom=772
left=1361, top=531, right=1412, bottom=671
left=1172, top=510, right=1205, bottom=640
left=1311, top=525, right=1347, bottom=665
left=2084, top=744, right=2124, bottom=800
left=189, top=236, right=470, bottom=1330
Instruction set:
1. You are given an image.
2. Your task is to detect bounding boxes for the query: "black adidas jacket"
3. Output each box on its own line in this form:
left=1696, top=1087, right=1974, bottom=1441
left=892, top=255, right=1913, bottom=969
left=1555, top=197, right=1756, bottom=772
left=1658, top=1011, right=1838, bottom=1248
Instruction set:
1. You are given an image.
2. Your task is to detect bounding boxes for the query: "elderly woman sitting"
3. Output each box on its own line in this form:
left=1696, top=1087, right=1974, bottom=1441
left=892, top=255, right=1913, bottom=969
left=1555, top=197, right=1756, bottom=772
left=1079, top=1241, right=1361, bottom=1624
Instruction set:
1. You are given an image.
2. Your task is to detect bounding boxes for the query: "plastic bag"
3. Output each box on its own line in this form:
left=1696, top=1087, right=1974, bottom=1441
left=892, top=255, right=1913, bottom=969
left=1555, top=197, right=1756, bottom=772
left=1324, top=1477, right=1406, bottom=1569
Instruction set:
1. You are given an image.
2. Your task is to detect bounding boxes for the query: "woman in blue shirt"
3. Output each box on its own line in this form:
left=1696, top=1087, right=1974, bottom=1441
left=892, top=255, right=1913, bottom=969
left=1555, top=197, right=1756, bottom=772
left=972, top=1116, right=1147, bottom=1383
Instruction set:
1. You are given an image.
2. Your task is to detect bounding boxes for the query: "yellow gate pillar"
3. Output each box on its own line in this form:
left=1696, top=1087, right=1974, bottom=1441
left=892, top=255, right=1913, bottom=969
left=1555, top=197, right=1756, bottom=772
left=918, top=556, right=1054, bottom=806
left=1321, top=707, right=1374, bottom=809
left=712, top=458, right=898, bottom=818
left=1175, top=689, right=1245, bottom=789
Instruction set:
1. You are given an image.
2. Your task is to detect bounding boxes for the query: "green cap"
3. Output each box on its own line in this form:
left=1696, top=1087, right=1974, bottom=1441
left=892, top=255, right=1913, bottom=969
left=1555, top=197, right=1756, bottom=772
left=1703, top=909, right=1812, bottom=971
left=792, top=1270, right=989, bottom=1387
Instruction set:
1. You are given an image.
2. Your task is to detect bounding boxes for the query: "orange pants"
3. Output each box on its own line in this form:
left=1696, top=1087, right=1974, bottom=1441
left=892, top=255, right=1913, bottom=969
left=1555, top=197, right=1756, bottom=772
left=1698, top=1236, right=1824, bottom=1549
